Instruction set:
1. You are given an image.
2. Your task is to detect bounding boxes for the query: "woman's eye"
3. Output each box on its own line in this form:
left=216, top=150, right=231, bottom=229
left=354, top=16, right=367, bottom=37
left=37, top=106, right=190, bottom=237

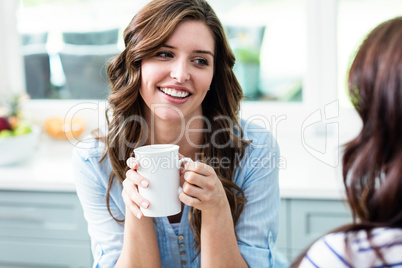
left=194, top=58, right=209, bottom=66
left=156, top=51, right=173, bottom=58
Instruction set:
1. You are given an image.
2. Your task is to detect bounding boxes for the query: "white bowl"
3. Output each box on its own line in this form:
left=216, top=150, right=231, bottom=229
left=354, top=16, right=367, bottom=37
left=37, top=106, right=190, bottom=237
left=0, top=125, right=41, bottom=166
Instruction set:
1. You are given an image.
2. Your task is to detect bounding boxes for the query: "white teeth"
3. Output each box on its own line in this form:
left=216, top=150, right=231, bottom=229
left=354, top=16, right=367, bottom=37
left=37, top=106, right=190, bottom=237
left=159, top=87, right=190, bottom=98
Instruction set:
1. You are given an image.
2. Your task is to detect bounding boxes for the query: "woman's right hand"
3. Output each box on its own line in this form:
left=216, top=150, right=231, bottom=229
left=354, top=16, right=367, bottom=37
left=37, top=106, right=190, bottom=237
left=116, top=158, right=161, bottom=267
left=123, top=157, right=150, bottom=219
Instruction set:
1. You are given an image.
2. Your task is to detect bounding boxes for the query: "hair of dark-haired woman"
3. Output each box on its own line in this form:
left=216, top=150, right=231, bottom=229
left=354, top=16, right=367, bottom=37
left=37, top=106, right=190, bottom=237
left=290, top=16, right=402, bottom=267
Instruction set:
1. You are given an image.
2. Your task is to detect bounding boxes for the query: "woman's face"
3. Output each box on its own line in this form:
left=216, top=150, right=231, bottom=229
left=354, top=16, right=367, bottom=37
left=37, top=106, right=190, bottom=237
left=140, top=20, right=215, bottom=122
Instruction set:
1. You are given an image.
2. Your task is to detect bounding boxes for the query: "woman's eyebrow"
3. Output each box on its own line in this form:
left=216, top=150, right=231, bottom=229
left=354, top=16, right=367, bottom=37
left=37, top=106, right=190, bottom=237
left=161, top=44, right=214, bottom=57
left=195, top=50, right=214, bottom=57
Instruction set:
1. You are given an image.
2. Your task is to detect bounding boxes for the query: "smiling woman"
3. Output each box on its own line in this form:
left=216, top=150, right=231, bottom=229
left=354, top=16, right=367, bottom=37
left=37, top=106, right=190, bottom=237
left=72, top=0, right=280, bottom=267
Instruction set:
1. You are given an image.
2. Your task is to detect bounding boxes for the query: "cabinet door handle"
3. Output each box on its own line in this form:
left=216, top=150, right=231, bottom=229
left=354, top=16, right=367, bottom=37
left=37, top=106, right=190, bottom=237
left=0, top=213, right=44, bottom=224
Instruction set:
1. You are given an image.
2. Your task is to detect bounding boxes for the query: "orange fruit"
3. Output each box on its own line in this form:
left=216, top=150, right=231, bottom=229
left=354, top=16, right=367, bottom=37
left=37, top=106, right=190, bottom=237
left=44, top=117, right=85, bottom=140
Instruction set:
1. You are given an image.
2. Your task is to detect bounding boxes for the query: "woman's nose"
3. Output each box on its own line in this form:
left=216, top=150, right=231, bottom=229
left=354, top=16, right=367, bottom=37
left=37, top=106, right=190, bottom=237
left=170, top=60, right=190, bottom=83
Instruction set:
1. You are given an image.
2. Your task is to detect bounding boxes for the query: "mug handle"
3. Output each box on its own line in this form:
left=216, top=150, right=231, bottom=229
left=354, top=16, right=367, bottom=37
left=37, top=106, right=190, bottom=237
left=178, top=157, right=193, bottom=195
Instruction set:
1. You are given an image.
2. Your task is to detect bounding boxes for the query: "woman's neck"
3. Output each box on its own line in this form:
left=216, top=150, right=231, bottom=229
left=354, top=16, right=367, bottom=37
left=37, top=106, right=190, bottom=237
left=145, top=113, right=204, bottom=159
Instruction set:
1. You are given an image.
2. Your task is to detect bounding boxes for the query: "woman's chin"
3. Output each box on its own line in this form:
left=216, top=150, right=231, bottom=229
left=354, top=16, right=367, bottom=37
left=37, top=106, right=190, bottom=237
left=153, top=110, right=186, bottom=122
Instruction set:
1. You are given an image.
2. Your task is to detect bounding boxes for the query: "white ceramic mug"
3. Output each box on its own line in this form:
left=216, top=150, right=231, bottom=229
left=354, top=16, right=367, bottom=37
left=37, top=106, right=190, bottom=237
left=133, top=144, right=192, bottom=217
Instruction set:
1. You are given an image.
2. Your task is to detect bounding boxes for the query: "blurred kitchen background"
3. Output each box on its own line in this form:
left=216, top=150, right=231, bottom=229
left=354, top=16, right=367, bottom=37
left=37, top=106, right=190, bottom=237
left=0, top=0, right=401, bottom=267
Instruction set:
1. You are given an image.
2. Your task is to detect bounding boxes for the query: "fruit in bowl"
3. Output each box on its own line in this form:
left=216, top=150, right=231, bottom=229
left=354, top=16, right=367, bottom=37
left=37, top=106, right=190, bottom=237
left=0, top=117, right=11, bottom=131
left=0, top=116, right=40, bottom=166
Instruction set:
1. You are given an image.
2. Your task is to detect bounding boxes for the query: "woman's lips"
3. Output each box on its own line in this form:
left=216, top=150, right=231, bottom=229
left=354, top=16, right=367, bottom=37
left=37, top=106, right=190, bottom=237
left=158, top=87, right=190, bottom=98
left=157, top=87, right=191, bottom=104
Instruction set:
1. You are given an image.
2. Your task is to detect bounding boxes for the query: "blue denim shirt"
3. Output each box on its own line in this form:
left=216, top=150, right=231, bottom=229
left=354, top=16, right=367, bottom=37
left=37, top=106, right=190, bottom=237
left=73, top=119, right=280, bottom=268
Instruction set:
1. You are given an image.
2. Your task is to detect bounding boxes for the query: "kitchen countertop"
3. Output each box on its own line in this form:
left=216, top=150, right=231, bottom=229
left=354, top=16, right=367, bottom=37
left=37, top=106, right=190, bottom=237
left=0, top=131, right=346, bottom=200
left=0, top=133, right=77, bottom=192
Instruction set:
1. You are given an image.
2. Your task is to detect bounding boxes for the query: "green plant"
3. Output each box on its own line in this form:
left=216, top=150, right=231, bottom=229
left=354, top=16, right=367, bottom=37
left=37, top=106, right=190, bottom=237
left=234, top=47, right=260, bottom=64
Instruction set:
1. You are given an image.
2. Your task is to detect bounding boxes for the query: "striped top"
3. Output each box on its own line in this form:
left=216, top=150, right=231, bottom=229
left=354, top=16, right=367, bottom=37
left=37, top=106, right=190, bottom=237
left=299, top=227, right=402, bottom=268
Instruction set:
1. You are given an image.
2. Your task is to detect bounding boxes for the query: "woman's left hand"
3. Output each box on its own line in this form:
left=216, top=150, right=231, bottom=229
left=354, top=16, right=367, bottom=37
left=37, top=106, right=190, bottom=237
left=179, top=161, right=227, bottom=212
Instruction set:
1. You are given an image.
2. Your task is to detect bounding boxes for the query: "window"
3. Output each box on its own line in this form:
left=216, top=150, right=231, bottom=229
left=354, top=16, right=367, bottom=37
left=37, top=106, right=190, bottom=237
left=16, top=0, right=139, bottom=99
left=212, top=0, right=306, bottom=102
left=14, top=0, right=307, bottom=102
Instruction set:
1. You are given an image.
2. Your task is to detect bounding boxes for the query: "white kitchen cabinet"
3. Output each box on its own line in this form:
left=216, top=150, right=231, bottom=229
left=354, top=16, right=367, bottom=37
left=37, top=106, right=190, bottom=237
left=276, top=199, right=289, bottom=258
left=0, top=189, right=353, bottom=266
left=0, top=190, right=92, bottom=268
left=276, top=198, right=353, bottom=262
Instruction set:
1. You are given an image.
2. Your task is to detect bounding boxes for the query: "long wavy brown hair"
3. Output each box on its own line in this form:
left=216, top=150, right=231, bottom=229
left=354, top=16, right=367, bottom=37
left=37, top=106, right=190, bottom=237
left=96, top=0, right=250, bottom=254
left=291, top=17, right=402, bottom=267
